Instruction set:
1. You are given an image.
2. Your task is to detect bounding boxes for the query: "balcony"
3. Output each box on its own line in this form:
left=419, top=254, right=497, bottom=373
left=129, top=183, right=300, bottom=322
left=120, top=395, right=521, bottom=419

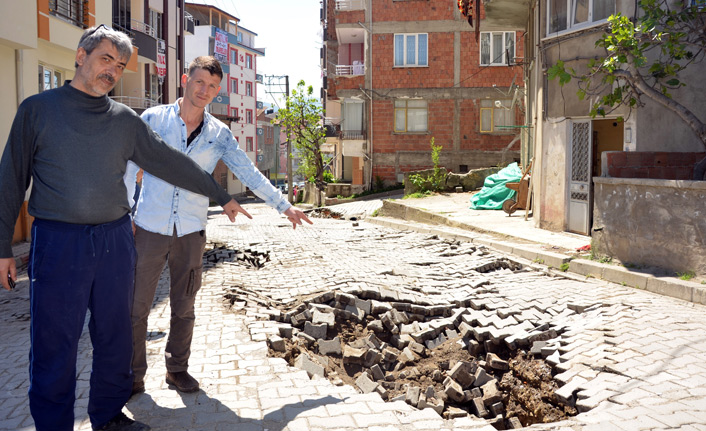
left=335, top=63, right=364, bottom=76
left=184, top=12, right=195, bottom=35
left=335, top=0, right=365, bottom=11
left=128, top=19, right=157, bottom=62
left=50, top=0, right=87, bottom=29
left=111, top=96, right=159, bottom=112
left=341, top=129, right=366, bottom=140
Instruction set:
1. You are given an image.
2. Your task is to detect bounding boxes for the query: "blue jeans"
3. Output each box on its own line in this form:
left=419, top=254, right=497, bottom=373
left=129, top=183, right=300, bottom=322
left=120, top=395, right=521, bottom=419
left=28, top=215, right=136, bottom=430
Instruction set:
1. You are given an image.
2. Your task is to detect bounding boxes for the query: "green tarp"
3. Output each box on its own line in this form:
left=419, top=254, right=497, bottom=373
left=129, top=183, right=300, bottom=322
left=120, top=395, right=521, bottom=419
left=470, top=162, right=523, bottom=210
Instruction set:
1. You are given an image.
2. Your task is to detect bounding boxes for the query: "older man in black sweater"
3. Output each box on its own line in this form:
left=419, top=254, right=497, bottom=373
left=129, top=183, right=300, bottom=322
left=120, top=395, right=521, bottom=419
left=0, top=25, right=249, bottom=431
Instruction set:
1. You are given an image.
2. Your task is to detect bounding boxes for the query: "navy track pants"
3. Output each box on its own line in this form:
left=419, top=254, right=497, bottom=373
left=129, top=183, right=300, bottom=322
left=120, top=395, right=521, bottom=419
left=28, top=215, right=136, bottom=430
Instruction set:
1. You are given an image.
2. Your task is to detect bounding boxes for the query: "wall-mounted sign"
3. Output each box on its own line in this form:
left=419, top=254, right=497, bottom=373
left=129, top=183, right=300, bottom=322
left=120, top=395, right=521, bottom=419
left=156, top=40, right=166, bottom=78
left=214, top=28, right=228, bottom=63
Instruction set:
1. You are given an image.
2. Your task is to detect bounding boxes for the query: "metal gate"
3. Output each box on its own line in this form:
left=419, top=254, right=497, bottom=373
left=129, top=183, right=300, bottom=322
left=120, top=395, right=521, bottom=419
left=568, top=121, right=592, bottom=235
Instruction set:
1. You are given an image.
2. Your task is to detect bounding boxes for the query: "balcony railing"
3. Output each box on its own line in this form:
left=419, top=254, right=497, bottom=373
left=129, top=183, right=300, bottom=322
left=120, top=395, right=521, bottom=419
left=111, top=96, right=159, bottom=110
left=335, top=63, right=364, bottom=76
left=131, top=19, right=156, bottom=38
left=341, top=129, right=366, bottom=140
left=335, top=0, right=365, bottom=11
left=49, top=0, right=87, bottom=28
left=184, top=11, right=195, bottom=34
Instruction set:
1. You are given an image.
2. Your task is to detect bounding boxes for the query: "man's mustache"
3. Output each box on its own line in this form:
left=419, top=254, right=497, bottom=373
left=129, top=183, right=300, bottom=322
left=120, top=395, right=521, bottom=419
left=98, top=73, right=115, bottom=84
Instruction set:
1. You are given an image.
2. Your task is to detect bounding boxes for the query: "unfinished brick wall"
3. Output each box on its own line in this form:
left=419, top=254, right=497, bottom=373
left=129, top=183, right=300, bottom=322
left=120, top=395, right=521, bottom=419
left=604, top=151, right=705, bottom=180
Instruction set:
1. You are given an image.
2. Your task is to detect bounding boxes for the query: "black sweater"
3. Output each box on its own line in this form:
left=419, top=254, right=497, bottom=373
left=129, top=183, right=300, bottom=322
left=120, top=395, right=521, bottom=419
left=0, top=83, right=231, bottom=258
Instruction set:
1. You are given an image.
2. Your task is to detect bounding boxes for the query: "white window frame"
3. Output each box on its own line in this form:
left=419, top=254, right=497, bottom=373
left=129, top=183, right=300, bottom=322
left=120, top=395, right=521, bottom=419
left=480, top=31, right=516, bottom=66
left=38, top=64, right=63, bottom=93
left=394, top=99, right=428, bottom=133
left=393, top=33, right=428, bottom=67
left=546, top=0, right=615, bottom=37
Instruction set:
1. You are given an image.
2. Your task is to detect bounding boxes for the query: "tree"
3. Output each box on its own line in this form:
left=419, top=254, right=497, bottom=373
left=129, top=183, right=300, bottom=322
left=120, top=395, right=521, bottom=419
left=274, top=80, right=328, bottom=204
left=547, top=0, right=706, bottom=178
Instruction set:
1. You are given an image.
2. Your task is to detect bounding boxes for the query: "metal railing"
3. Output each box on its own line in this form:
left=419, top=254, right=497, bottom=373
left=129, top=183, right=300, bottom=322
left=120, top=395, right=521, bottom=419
left=341, top=129, right=366, bottom=140
left=131, top=19, right=156, bottom=38
left=110, top=96, right=159, bottom=110
left=335, top=0, right=366, bottom=11
left=49, top=0, right=87, bottom=28
left=335, top=64, right=364, bottom=76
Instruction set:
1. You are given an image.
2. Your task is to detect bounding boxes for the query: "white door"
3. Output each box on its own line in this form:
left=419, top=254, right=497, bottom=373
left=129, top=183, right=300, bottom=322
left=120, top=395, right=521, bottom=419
left=568, top=120, right=592, bottom=235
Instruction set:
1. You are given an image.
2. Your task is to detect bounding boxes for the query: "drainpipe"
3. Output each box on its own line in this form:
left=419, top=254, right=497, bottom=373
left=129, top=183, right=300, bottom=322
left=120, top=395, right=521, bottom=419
left=15, top=49, right=24, bottom=107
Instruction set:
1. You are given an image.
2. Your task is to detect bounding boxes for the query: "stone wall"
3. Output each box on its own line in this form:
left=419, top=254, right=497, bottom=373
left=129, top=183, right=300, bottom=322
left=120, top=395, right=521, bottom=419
left=403, top=167, right=500, bottom=195
left=592, top=177, right=706, bottom=276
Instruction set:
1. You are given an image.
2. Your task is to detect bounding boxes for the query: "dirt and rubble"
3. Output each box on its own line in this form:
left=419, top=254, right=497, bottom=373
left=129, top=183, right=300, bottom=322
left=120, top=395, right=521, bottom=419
left=212, top=244, right=581, bottom=430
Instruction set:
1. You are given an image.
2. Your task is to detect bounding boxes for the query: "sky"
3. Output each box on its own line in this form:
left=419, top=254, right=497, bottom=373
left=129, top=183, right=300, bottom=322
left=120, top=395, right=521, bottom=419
left=187, top=0, right=323, bottom=108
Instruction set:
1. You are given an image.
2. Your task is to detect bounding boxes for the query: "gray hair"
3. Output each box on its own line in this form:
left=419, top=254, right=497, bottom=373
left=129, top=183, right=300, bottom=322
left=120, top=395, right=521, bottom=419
left=75, top=25, right=133, bottom=68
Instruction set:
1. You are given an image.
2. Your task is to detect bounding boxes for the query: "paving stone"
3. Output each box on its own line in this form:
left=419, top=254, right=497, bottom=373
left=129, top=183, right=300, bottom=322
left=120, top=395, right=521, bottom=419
left=405, top=385, right=421, bottom=406
left=293, top=353, right=324, bottom=378
left=267, top=335, right=286, bottom=352
left=355, top=373, right=378, bottom=394
left=311, top=310, right=335, bottom=326
left=303, top=321, right=327, bottom=340
left=318, top=337, right=342, bottom=356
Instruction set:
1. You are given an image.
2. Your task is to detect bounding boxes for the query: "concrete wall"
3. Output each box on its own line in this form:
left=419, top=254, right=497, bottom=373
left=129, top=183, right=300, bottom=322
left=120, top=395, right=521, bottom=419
left=593, top=177, right=706, bottom=276
left=538, top=119, right=569, bottom=231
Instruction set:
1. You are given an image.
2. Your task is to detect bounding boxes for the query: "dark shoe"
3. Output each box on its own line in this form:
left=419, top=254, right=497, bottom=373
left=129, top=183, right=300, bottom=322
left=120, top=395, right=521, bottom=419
left=93, top=412, right=150, bottom=430
left=131, top=380, right=145, bottom=397
left=166, top=371, right=199, bottom=393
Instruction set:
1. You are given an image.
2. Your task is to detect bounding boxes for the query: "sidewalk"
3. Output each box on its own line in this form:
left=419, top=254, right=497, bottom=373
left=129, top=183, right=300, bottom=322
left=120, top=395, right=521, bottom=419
left=362, top=191, right=706, bottom=306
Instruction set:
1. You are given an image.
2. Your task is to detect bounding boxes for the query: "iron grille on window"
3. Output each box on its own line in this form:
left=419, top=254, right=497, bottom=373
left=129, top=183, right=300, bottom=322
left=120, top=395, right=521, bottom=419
left=50, top=0, right=87, bottom=28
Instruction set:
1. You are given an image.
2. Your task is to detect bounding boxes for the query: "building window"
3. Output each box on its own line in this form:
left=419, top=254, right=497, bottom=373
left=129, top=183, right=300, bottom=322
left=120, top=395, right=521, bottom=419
left=49, top=0, right=86, bottom=28
left=230, top=48, right=238, bottom=65
left=480, top=32, right=515, bottom=65
left=547, top=0, right=615, bottom=35
left=394, top=100, right=427, bottom=133
left=230, top=77, right=238, bottom=94
left=38, top=65, right=62, bottom=92
left=112, top=0, right=131, bottom=31
left=246, top=54, right=253, bottom=69
left=394, top=33, right=428, bottom=67
left=480, top=100, right=514, bottom=133
left=246, top=137, right=254, bottom=151
left=246, top=110, right=253, bottom=124
left=230, top=107, right=238, bottom=118
left=246, top=82, right=253, bottom=97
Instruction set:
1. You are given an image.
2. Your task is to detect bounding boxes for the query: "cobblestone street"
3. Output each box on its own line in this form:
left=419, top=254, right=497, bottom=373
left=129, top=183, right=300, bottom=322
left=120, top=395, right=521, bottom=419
left=1, top=200, right=705, bottom=430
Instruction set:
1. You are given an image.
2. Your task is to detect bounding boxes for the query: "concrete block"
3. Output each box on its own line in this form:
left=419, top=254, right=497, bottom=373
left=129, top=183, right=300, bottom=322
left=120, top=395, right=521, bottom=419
left=645, top=277, right=695, bottom=303
left=444, top=379, right=465, bottom=403
left=304, top=321, right=327, bottom=340
left=568, top=259, right=604, bottom=278
left=355, top=373, right=378, bottom=394
left=342, top=345, right=367, bottom=364
left=267, top=335, right=286, bottom=352
left=486, top=352, right=510, bottom=371
left=278, top=326, right=293, bottom=338
left=318, top=337, right=342, bottom=356
left=481, top=380, right=502, bottom=405
left=400, top=347, right=416, bottom=364
left=311, top=310, right=335, bottom=327
left=473, top=368, right=493, bottom=387
left=294, top=353, right=324, bottom=378
left=470, top=397, right=488, bottom=418
left=370, top=364, right=385, bottom=381
left=405, top=386, right=421, bottom=406
left=602, top=265, right=651, bottom=289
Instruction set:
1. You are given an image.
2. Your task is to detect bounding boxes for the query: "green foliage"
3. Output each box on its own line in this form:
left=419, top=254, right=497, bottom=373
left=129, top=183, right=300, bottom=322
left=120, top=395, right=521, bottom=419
left=560, top=263, right=570, bottom=272
left=548, top=0, right=706, bottom=146
left=274, top=80, right=328, bottom=190
left=322, top=171, right=335, bottom=183
left=677, top=270, right=695, bottom=281
left=403, top=191, right=431, bottom=199
left=407, top=137, right=447, bottom=193
left=371, top=209, right=379, bottom=217
left=374, top=175, right=385, bottom=191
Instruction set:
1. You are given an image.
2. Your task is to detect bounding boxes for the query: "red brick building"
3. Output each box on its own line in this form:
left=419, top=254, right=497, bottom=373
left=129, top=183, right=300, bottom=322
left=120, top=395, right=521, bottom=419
left=322, top=0, right=524, bottom=189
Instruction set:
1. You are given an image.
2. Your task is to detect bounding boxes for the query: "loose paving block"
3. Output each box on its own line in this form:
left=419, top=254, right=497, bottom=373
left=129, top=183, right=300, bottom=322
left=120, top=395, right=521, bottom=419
left=444, top=378, right=465, bottom=403
left=555, top=376, right=588, bottom=406
left=317, top=337, right=342, bottom=356
left=303, top=321, right=327, bottom=340
left=370, top=364, right=385, bottom=381
left=355, top=373, right=378, bottom=394
left=400, top=347, right=416, bottom=364
left=470, top=397, right=488, bottom=418
left=481, top=380, right=503, bottom=405
left=343, top=345, right=367, bottom=364
left=311, top=310, right=335, bottom=327
left=486, top=352, right=510, bottom=371
left=405, top=385, right=421, bottom=406
left=473, top=367, right=493, bottom=387
left=267, top=335, right=286, bottom=352
left=449, top=361, right=475, bottom=388
left=294, top=353, right=324, bottom=378
left=507, top=417, right=523, bottom=429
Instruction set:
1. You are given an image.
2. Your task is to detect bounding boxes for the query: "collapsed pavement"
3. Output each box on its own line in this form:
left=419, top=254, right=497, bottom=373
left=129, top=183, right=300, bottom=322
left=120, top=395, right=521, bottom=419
left=211, top=239, right=628, bottom=430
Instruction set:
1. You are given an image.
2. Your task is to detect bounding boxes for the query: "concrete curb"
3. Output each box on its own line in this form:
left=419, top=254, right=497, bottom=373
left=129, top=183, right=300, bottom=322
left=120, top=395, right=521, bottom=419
left=368, top=204, right=706, bottom=307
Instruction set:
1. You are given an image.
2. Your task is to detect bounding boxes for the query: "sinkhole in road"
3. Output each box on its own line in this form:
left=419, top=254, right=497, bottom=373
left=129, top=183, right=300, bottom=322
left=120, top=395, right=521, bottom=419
left=212, top=243, right=586, bottom=430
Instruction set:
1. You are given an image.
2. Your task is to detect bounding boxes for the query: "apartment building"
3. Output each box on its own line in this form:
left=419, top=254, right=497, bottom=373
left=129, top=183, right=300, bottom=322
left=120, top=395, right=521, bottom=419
left=184, top=2, right=264, bottom=195
left=0, top=0, right=190, bottom=244
left=321, top=0, right=525, bottom=191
